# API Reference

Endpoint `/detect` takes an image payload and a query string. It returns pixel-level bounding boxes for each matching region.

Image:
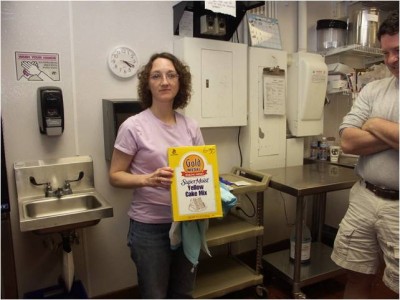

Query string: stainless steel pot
[348,7,381,48]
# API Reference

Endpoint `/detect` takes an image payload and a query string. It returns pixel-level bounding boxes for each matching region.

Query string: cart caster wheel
[293,291,306,299]
[255,285,268,298]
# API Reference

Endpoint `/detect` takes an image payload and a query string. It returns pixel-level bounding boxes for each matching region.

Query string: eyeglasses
[149,72,179,82]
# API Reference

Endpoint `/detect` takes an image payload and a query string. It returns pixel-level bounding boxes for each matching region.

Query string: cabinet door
[201,49,233,118]
[174,37,247,127]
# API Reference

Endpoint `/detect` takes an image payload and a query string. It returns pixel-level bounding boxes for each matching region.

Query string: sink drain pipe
[60,231,75,293]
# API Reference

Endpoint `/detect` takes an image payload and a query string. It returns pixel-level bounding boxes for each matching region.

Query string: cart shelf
[194,256,263,299]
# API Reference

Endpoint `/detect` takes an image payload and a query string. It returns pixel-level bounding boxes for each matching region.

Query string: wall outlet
[200,15,216,34]
[215,15,226,36]
[200,14,226,36]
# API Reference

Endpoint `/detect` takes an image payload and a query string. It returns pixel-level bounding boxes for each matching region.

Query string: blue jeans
[127,219,196,298]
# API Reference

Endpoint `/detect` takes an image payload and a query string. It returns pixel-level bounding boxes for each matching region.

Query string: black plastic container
[317,19,347,51]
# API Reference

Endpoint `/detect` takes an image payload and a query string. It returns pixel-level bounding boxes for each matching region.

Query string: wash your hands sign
[15,51,60,81]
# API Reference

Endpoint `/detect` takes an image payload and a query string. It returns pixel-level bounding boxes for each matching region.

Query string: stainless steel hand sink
[25,194,102,218]
[14,156,114,234]
[19,190,113,234]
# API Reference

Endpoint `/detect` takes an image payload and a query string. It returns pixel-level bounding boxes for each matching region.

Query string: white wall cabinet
[240,47,287,170]
[174,37,247,127]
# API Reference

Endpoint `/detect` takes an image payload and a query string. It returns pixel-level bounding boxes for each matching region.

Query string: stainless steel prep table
[259,163,360,298]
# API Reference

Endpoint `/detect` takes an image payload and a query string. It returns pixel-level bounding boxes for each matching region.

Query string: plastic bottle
[319,137,328,161]
[310,139,318,160]
[289,221,312,264]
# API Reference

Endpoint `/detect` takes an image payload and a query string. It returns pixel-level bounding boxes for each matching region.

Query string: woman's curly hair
[137,52,192,110]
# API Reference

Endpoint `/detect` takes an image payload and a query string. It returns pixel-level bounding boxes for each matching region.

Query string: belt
[363,180,399,200]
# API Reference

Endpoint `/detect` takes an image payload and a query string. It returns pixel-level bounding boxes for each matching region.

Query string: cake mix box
[168,145,222,221]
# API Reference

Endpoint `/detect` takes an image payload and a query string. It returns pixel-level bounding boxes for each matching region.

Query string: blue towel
[219,182,237,216]
[169,220,210,268]
[169,182,237,268]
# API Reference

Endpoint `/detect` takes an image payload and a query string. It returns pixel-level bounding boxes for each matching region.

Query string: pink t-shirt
[114,108,204,223]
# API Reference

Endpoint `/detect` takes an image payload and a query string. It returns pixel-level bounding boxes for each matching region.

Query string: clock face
[108,46,139,78]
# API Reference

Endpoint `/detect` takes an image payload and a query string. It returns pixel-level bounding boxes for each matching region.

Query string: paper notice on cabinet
[263,67,285,115]
[168,145,222,221]
[205,1,236,17]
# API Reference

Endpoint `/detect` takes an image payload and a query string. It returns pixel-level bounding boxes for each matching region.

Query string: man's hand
[362,117,399,151]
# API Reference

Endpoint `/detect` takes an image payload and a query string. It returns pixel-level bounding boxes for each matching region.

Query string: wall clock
[108,46,139,78]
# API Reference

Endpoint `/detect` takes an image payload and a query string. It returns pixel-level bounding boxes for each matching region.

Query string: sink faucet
[62,171,84,196]
[52,183,73,198]
[54,187,65,198]
[45,182,55,197]
[30,177,55,197]
[63,181,72,195]
[29,171,84,198]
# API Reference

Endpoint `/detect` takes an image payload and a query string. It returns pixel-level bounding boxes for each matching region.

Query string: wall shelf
[322,44,384,72]
[323,44,383,58]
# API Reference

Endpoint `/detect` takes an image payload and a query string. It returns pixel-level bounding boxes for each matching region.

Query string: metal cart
[260,163,359,298]
[193,167,271,298]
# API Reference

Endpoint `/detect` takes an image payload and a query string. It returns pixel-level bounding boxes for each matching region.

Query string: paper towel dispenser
[287,52,328,137]
[102,99,143,160]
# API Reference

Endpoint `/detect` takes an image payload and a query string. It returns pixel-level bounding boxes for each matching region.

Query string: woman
[109,52,204,298]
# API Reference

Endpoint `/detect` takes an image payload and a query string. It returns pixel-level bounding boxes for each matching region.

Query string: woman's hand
[146,167,174,188]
